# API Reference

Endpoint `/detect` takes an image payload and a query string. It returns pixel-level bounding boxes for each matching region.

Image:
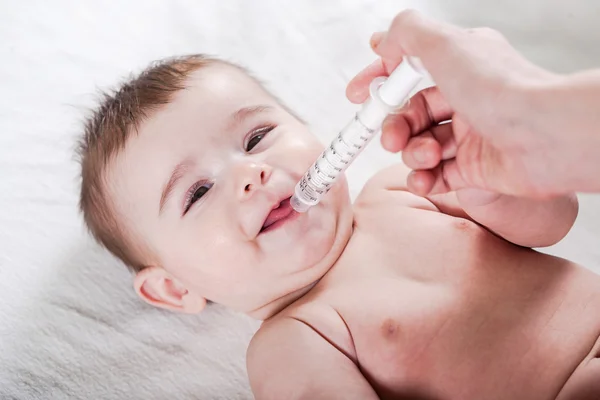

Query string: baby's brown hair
[78,54,235,272]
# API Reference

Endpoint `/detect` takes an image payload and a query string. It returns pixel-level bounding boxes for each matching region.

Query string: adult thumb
[374,10,457,68]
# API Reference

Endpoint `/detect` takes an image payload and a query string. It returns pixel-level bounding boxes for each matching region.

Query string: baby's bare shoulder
[247,312,376,399]
[247,312,337,372]
[355,163,438,212]
[249,303,357,366]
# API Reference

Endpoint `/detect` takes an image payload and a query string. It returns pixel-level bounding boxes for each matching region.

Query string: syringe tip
[290,194,311,213]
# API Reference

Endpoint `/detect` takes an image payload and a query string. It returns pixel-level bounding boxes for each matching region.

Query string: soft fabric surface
[1,1,599,399]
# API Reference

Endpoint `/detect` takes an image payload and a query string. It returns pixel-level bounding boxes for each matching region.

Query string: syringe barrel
[290,115,375,212]
[290,58,426,213]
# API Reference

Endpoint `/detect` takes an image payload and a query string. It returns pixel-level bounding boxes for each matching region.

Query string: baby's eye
[184,182,213,214]
[245,126,275,152]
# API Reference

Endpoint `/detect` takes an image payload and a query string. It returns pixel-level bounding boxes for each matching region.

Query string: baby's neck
[247,281,319,321]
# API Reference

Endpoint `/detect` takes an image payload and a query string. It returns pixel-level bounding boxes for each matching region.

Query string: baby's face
[109,65,352,313]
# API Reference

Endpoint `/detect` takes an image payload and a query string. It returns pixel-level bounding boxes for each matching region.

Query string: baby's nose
[237,163,273,200]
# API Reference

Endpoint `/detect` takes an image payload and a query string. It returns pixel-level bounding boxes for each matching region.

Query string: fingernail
[370,31,385,50]
[381,117,392,133]
[381,123,395,151]
[381,135,392,151]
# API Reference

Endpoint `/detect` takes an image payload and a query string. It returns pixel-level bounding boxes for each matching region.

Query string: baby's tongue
[262,198,292,230]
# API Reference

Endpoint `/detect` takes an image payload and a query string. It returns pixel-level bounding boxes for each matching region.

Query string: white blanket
[1,1,599,399]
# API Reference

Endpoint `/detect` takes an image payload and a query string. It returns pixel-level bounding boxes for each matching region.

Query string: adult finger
[407,159,469,196]
[346,58,389,104]
[369,31,386,51]
[381,86,453,152]
[374,10,457,65]
[401,123,455,169]
[346,30,407,104]
[431,121,457,160]
[407,169,436,197]
[401,131,442,170]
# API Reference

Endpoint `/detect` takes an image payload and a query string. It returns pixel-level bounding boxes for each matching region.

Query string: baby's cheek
[280,130,324,163]
[162,225,224,269]
[171,239,253,296]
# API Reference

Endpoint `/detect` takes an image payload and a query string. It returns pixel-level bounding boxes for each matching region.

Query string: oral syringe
[290,57,426,213]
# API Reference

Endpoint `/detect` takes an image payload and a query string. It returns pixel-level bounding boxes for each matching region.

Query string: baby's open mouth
[260,197,296,233]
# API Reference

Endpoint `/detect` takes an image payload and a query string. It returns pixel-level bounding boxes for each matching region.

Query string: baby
[79,55,600,400]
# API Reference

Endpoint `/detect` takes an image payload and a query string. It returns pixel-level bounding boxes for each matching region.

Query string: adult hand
[347,10,600,197]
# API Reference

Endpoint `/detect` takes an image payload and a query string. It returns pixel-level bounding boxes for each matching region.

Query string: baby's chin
[263,185,352,276]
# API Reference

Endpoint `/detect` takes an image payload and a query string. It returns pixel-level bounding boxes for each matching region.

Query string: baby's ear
[133,266,206,314]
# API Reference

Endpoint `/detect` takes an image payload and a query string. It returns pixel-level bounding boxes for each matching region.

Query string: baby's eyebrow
[159,159,193,214]
[228,105,274,130]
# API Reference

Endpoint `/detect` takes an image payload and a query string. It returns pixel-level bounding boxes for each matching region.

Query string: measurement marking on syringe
[290,58,425,212]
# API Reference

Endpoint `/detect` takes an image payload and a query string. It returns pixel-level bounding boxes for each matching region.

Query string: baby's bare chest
[307,208,600,399]
[345,205,516,285]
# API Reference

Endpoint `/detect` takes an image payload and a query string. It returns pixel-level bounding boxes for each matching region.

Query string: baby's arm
[556,356,600,400]
[363,163,578,247]
[449,188,578,247]
[247,318,378,400]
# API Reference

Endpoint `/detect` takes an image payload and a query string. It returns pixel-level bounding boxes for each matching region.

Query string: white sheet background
[1,1,599,399]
